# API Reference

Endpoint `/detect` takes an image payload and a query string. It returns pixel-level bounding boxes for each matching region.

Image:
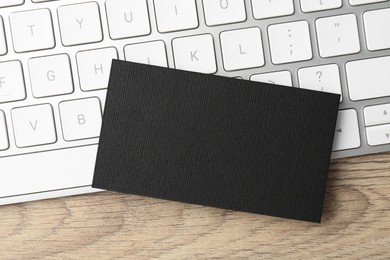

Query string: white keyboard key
[29,54,73,98]
[364,8,390,51]
[154,0,198,33]
[58,2,103,46]
[366,124,390,146]
[203,0,246,26]
[173,34,217,74]
[0,0,24,8]
[9,9,55,53]
[268,21,312,64]
[364,104,390,126]
[106,0,150,40]
[77,47,118,92]
[0,145,97,198]
[0,111,9,151]
[298,64,342,101]
[250,71,292,87]
[251,0,294,19]
[124,41,167,67]
[349,0,388,5]
[59,98,102,141]
[0,17,7,55]
[300,0,342,12]
[346,56,390,101]
[12,104,57,148]
[32,0,57,2]
[316,14,360,58]
[0,61,26,103]
[220,27,264,71]
[333,110,360,151]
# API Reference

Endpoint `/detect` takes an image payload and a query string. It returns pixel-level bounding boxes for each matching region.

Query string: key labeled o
[220,0,229,9]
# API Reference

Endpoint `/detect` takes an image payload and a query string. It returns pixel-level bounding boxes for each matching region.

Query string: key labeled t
[27,25,35,36]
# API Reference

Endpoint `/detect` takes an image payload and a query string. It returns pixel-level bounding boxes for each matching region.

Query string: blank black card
[92,60,340,223]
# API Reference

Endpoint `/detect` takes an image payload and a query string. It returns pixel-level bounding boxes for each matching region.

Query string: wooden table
[1,153,390,259]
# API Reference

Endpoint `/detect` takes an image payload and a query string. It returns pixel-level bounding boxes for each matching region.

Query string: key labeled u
[124,11,133,23]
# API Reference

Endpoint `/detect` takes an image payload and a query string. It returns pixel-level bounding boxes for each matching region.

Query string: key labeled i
[154,0,198,33]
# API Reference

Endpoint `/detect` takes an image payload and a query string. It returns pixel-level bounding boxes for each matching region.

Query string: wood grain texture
[1,153,390,259]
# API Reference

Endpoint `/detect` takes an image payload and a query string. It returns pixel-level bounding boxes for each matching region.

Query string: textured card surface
[92,60,340,223]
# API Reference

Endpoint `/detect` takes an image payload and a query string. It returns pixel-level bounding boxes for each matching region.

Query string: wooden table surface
[1,153,390,259]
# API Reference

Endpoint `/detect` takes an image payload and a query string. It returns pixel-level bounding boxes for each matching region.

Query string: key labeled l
[239,44,247,55]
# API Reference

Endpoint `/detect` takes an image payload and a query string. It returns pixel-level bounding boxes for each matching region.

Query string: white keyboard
[1,0,390,205]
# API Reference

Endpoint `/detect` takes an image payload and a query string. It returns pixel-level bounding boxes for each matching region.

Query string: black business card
[92,60,340,223]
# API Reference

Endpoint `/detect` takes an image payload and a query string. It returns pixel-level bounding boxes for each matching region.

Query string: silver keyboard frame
[1,0,390,163]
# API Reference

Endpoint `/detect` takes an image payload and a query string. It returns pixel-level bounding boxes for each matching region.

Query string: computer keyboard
[1,0,390,205]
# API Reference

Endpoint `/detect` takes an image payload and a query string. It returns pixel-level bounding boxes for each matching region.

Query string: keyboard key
[0,111,9,151]
[349,0,388,5]
[346,56,390,101]
[300,0,342,12]
[316,14,360,58]
[203,0,246,26]
[251,0,294,19]
[298,64,342,101]
[364,8,390,51]
[106,0,151,40]
[77,47,118,92]
[220,27,264,71]
[268,21,312,64]
[250,71,292,87]
[0,0,24,8]
[172,34,217,74]
[32,0,57,2]
[333,110,360,151]
[124,41,168,67]
[364,104,390,126]
[28,54,73,98]
[0,145,98,198]
[366,124,390,146]
[0,61,26,103]
[9,9,55,53]
[58,2,103,46]
[0,17,7,55]
[154,0,198,33]
[59,98,102,141]
[12,104,57,148]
